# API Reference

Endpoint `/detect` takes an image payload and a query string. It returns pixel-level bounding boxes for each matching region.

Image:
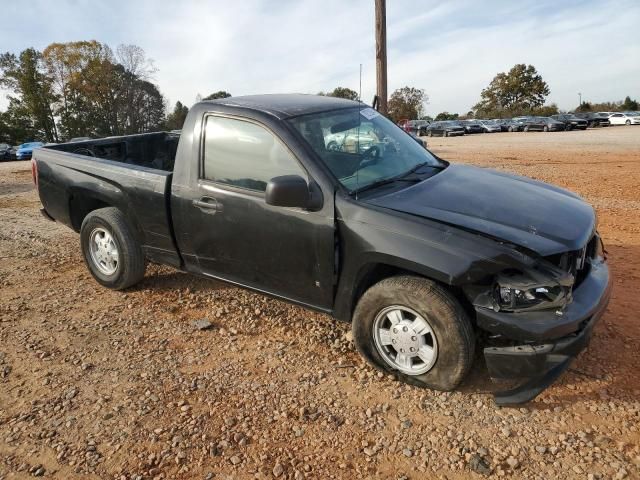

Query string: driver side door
[186,114,335,310]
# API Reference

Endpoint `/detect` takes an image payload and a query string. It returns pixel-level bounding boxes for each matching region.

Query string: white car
[608,112,640,125]
[478,120,502,133]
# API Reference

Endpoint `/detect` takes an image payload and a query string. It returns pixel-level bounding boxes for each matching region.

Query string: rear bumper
[475,259,611,405]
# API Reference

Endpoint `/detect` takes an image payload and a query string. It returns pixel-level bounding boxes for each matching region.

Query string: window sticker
[360,108,380,120]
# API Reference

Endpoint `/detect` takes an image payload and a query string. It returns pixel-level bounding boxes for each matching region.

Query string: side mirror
[265,175,323,211]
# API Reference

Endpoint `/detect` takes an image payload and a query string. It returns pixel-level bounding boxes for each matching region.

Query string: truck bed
[47,131,180,171]
[34,134,182,268]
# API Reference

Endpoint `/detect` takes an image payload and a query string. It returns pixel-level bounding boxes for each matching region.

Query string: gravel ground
[1,127,639,480]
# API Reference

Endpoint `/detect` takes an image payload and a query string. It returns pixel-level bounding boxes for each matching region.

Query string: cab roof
[200,94,362,119]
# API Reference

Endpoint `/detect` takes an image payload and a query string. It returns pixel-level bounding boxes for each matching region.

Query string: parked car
[16,141,45,160]
[496,119,525,132]
[33,94,610,406]
[425,121,465,137]
[325,125,378,153]
[405,120,430,136]
[0,143,11,160]
[573,113,610,128]
[478,120,502,133]
[521,117,565,132]
[608,112,640,126]
[459,120,484,134]
[550,114,588,130]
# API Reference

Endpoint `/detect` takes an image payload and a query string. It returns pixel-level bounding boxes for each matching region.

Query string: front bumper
[16,152,32,160]
[475,259,611,405]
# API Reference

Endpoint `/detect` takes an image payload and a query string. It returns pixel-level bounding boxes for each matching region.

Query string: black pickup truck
[33,94,611,405]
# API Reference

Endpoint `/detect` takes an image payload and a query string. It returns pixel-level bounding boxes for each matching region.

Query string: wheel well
[69,194,111,232]
[351,263,476,324]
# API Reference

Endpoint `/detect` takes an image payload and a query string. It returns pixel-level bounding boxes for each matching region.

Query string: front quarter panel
[333,194,533,321]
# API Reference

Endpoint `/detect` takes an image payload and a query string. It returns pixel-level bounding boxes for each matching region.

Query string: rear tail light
[31,158,38,191]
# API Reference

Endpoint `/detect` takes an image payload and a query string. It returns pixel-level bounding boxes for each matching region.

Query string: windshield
[288,107,442,192]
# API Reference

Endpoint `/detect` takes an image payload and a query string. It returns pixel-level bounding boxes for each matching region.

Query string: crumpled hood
[366,164,595,256]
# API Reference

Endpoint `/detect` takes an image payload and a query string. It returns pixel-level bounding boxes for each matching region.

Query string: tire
[80,207,146,290]
[523,125,529,132]
[508,126,514,132]
[543,125,549,132]
[443,131,448,137]
[352,276,475,391]
[566,124,572,131]
[626,120,631,125]
[428,130,433,137]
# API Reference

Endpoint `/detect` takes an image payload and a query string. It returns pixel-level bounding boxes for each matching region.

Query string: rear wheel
[626,120,631,126]
[352,276,475,391]
[523,125,529,132]
[443,131,448,137]
[543,125,549,132]
[508,126,514,132]
[80,207,146,290]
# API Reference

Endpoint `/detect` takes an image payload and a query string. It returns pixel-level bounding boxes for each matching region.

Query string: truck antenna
[356,63,363,199]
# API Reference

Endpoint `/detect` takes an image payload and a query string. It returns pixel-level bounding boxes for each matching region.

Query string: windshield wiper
[350,162,446,196]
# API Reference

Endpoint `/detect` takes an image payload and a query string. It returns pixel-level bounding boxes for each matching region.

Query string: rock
[230,455,241,465]
[193,319,214,330]
[65,387,78,400]
[469,454,491,476]
[614,469,628,480]
[506,456,519,469]
[402,448,413,458]
[535,446,547,454]
[272,462,284,477]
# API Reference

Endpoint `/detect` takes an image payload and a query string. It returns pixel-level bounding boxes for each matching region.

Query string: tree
[434,112,459,121]
[318,87,359,100]
[532,103,559,116]
[622,96,639,111]
[473,64,550,118]
[576,102,592,113]
[387,87,427,122]
[0,98,38,144]
[165,101,189,130]
[203,91,232,100]
[0,48,59,142]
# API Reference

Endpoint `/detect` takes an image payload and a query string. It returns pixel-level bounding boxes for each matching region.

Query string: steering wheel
[358,145,381,169]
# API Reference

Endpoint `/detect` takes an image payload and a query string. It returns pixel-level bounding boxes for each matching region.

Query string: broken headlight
[493,269,574,312]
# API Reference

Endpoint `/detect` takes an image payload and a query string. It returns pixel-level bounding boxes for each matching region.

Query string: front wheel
[523,126,529,132]
[80,207,146,290]
[626,120,631,126]
[443,131,448,137]
[352,276,475,391]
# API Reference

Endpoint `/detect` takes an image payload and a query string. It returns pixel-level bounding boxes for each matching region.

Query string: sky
[0,0,638,116]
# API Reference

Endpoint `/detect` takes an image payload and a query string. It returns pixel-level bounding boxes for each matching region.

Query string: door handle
[192,197,221,213]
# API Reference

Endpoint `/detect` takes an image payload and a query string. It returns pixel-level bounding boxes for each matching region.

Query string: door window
[203,116,304,192]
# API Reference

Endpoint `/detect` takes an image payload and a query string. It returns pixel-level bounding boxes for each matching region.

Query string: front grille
[544,233,598,287]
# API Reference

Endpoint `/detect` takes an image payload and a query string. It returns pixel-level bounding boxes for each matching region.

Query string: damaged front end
[465,233,611,406]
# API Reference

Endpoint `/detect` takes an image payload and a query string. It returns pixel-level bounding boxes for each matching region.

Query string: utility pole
[375,0,388,115]
[578,92,582,106]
